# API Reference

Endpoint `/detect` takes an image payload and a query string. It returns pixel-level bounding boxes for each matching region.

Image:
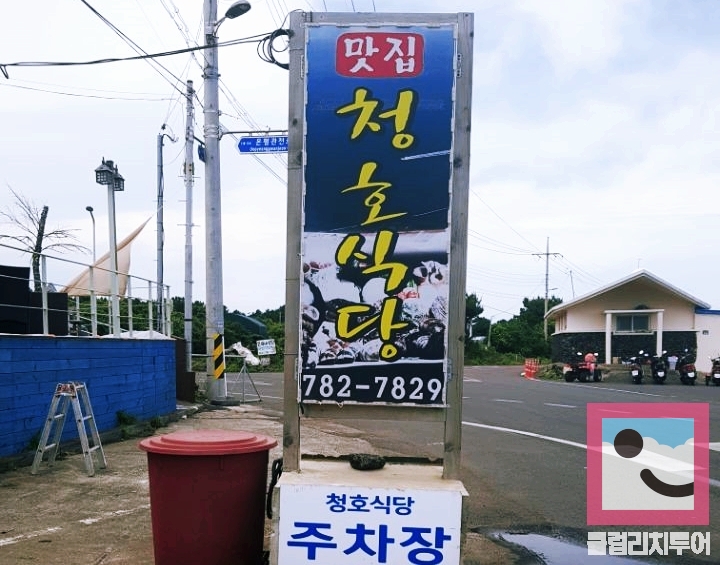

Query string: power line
[0,35,271,70]
[266,0,286,26]
[466,266,541,284]
[76,0,186,95]
[159,0,206,73]
[162,56,194,124]
[1,77,167,96]
[0,82,172,101]
[470,188,541,252]
[469,187,605,298]
[153,0,288,184]
[532,237,562,339]
[468,229,535,254]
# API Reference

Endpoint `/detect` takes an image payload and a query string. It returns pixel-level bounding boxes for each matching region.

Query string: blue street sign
[237,135,289,154]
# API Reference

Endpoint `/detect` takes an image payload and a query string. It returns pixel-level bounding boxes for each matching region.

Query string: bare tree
[0,187,88,291]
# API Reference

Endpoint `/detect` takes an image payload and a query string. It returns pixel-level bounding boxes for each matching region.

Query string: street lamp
[94,158,124,337]
[214,0,251,31]
[157,126,178,333]
[203,0,251,402]
[85,205,99,337]
[85,206,96,263]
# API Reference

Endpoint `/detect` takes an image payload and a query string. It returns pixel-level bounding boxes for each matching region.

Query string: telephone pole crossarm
[532,237,562,339]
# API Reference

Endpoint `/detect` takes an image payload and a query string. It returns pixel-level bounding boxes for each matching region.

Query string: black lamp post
[94,158,124,336]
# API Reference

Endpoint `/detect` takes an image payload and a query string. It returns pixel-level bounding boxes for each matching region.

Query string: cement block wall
[0,335,176,457]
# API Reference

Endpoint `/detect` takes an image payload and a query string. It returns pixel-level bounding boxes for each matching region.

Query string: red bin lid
[139,429,277,455]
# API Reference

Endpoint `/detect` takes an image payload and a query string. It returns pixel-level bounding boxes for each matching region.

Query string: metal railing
[189,353,263,403]
[0,242,171,338]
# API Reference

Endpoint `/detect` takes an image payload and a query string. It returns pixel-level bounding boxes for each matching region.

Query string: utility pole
[204,0,225,401]
[183,80,195,371]
[203,0,250,402]
[157,130,165,332]
[533,237,561,339]
[157,124,177,333]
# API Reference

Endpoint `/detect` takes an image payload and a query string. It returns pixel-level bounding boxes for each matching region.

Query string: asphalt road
[249,366,720,563]
[460,368,720,538]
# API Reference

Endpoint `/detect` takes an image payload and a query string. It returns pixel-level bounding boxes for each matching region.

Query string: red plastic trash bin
[139,429,277,565]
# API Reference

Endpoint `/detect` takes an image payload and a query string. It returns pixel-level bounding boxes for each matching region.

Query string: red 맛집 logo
[336,32,424,78]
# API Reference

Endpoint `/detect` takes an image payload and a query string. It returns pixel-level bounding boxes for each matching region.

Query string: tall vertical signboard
[299,17,459,407]
[277,11,473,565]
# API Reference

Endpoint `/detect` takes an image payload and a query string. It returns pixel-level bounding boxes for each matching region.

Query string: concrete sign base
[270,459,468,565]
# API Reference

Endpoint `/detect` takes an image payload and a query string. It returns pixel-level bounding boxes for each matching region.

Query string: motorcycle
[706,355,720,386]
[628,350,648,384]
[563,351,601,383]
[649,350,668,384]
[677,348,697,386]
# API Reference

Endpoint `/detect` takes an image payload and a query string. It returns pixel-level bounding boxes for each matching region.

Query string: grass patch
[538,364,564,380]
[116,410,138,426]
[25,432,41,452]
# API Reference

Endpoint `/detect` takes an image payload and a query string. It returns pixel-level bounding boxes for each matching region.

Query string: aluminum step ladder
[31,382,107,476]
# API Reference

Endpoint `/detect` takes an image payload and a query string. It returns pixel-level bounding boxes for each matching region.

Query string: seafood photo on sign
[301,230,449,369]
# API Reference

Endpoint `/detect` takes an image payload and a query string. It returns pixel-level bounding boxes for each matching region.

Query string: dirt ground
[0,402,519,565]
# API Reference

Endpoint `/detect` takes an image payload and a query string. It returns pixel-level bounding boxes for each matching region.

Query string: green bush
[465,341,526,366]
[116,410,138,426]
[538,364,564,380]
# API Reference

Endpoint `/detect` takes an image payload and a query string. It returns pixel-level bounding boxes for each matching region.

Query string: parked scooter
[628,350,648,384]
[706,355,720,386]
[649,350,668,384]
[677,348,697,386]
[563,351,601,382]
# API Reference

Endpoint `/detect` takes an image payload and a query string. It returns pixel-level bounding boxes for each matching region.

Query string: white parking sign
[278,483,462,564]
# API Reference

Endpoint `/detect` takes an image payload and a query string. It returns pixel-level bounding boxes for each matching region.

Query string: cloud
[2,0,720,319]
[513,0,646,73]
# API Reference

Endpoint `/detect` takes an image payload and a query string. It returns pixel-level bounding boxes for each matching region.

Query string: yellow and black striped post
[212,333,225,380]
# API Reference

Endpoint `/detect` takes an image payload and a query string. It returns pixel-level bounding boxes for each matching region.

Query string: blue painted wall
[0,336,176,457]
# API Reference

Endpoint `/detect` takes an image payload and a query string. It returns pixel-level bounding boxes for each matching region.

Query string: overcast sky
[1,0,718,321]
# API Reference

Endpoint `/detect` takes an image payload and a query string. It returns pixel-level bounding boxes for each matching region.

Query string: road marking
[492,398,523,403]
[0,527,62,547]
[78,505,150,525]
[463,421,720,488]
[1,507,150,547]
[533,379,672,398]
[464,378,483,383]
[585,385,669,397]
[544,403,576,408]
[463,421,585,448]
[710,443,720,452]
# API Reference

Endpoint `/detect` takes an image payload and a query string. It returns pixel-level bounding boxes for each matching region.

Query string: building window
[616,314,650,332]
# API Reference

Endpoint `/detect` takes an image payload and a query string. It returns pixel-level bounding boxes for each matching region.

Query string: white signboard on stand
[277,482,462,564]
[257,339,277,356]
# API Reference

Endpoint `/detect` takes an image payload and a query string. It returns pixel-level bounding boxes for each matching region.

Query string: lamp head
[85,206,94,213]
[212,1,251,34]
[225,1,251,19]
[95,158,115,186]
[113,171,125,192]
